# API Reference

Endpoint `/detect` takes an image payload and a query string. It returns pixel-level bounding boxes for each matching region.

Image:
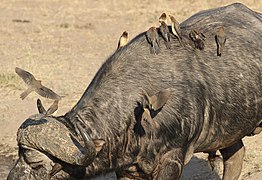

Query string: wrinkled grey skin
[8,3,262,180]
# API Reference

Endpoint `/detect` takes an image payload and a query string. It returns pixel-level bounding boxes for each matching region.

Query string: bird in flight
[15,67,62,100]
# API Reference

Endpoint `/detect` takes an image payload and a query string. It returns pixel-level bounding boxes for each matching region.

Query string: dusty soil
[0,0,261,179]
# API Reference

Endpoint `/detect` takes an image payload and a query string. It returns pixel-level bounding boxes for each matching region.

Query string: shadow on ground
[0,148,221,180]
[181,156,221,180]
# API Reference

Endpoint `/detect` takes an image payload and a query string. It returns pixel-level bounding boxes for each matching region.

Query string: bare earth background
[0,0,261,179]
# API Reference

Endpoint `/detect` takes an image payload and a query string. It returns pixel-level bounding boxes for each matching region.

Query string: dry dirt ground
[0,0,261,179]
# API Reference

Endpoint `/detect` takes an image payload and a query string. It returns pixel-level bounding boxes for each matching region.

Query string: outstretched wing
[46,100,59,116]
[140,88,171,111]
[35,86,61,100]
[149,88,172,111]
[15,67,36,85]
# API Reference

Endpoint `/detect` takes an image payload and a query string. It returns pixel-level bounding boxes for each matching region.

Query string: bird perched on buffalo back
[169,15,184,47]
[146,27,160,55]
[159,13,171,49]
[215,26,226,56]
[189,29,206,50]
[117,31,129,50]
[158,13,167,24]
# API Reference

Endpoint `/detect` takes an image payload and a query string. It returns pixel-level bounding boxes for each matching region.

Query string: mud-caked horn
[17,117,96,166]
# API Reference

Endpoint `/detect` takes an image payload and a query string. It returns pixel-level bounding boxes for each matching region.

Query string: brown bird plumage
[15,67,62,100]
[141,88,171,111]
[117,31,129,50]
[158,13,167,24]
[159,21,171,49]
[215,26,226,56]
[146,27,160,55]
[46,100,59,116]
[189,29,205,50]
[141,108,156,136]
[140,88,171,138]
[169,15,184,46]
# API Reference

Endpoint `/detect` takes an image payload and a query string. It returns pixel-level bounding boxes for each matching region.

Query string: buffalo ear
[150,88,171,111]
[93,139,106,152]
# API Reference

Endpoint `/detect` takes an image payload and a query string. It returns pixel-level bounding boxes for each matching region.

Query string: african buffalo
[8,3,262,180]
